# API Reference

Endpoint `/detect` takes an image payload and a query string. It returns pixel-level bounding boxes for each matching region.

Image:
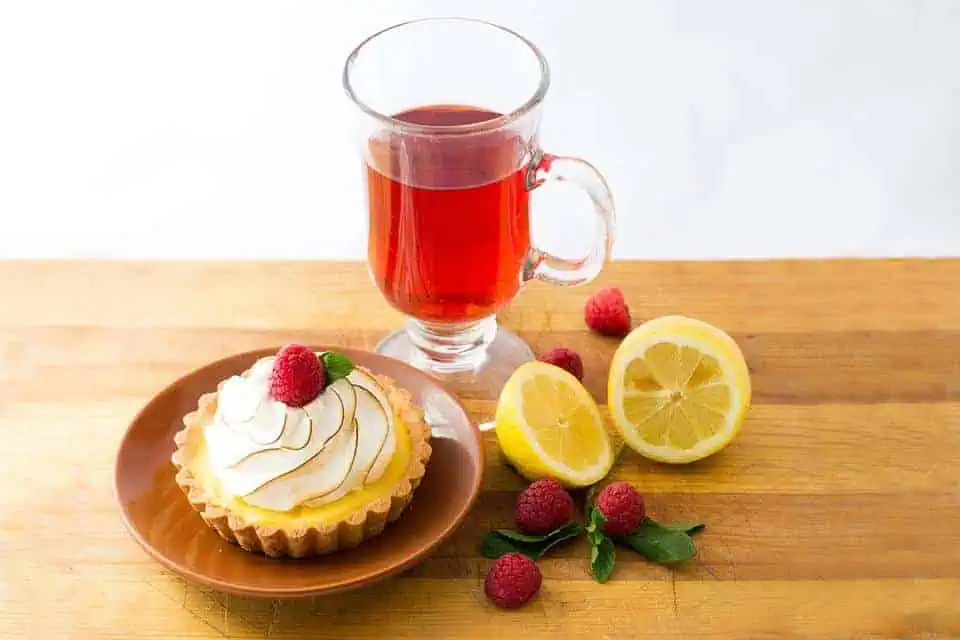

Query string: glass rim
[342,17,551,134]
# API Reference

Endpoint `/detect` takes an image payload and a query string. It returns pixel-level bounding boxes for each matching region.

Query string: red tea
[366,105,530,323]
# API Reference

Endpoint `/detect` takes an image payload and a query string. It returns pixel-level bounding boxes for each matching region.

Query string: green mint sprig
[481,522,584,560]
[479,486,706,583]
[320,351,355,383]
[619,518,703,565]
[586,508,615,582]
[657,521,706,536]
[584,507,705,582]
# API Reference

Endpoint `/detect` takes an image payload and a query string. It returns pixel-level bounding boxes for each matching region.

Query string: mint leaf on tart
[320,351,355,383]
[480,522,584,560]
[619,517,700,565]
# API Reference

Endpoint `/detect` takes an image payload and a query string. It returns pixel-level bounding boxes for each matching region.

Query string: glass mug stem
[405,316,498,373]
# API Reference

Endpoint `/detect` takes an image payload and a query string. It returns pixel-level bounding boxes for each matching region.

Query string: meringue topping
[204,355,396,512]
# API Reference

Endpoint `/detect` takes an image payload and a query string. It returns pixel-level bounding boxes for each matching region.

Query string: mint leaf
[590,507,606,529]
[585,508,615,582]
[526,523,584,558]
[585,508,607,546]
[590,535,616,582]
[494,523,584,546]
[480,522,584,560]
[481,532,522,559]
[320,351,355,383]
[657,521,705,536]
[621,519,697,565]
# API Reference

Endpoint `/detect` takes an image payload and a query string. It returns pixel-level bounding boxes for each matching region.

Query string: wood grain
[1,259,958,639]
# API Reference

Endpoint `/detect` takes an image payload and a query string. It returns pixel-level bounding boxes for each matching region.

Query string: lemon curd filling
[194,413,411,526]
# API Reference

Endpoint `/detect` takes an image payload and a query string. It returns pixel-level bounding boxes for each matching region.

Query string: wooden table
[2,260,958,638]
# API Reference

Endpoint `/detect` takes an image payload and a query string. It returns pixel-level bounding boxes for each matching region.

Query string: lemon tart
[171,345,432,558]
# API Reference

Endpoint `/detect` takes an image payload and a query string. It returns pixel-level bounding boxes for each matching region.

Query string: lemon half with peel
[608,315,751,463]
[495,361,614,487]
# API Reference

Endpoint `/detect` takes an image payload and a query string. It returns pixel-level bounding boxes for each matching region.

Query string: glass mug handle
[523,150,615,286]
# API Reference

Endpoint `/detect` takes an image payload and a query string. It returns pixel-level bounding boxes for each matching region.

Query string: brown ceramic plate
[115,347,483,598]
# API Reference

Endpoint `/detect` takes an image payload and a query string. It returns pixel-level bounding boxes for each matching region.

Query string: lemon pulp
[495,362,613,487]
[609,315,750,463]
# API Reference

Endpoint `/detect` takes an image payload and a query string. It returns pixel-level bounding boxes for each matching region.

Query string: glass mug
[343,18,615,396]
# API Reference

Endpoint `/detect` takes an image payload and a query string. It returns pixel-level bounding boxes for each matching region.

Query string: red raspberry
[514,478,575,535]
[584,287,631,337]
[537,347,584,381]
[594,482,645,535]
[268,344,325,407]
[484,553,542,609]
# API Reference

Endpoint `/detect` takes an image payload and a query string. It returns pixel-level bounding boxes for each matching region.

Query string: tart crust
[171,372,431,558]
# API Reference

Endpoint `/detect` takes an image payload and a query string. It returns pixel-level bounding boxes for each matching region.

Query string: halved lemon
[608,316,751,463]
[495,361,614,487]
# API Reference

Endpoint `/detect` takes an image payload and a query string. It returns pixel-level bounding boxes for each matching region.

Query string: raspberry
[594,482,645,535]
[584,287,631,337]
[484,553,542,609]
[268,344,325,407]
[537,347,584,381]
[514,478,574,535]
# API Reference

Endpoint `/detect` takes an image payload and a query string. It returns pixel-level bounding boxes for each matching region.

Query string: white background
[0,0,957,260]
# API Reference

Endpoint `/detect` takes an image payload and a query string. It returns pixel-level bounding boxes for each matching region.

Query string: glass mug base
[375,317,534,406]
